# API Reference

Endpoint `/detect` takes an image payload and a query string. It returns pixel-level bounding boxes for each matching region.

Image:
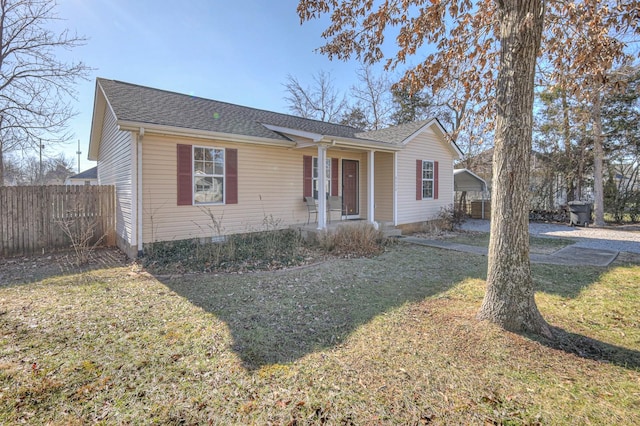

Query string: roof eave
[87,81,109,161]
[320,136,402,152]
[117,121,298,148]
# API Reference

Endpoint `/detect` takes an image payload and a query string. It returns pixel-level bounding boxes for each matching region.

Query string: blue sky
[50,0,371,172]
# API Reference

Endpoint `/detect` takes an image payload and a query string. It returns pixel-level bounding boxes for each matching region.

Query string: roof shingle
[98,78,364,142]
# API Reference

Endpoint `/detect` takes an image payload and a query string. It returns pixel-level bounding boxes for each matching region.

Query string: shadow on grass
[159,245,487,369]
[158,244,638,371]
[0,248,129,288]
[531,263,605,298]
[528,328,640,371]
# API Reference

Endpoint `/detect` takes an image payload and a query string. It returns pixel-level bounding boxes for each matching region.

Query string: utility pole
[76,139,82,173]
[39,140,45,184]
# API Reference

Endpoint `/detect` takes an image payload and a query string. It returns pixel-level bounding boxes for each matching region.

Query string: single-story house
[65,166,98,186]
[88,78,462,258]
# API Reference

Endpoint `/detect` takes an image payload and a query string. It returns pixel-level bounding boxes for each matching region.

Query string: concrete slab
[401,237,619,267]
[536,246,619,267]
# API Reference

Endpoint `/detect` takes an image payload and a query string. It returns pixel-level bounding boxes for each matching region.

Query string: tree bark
[0,142,4,186]
[477,0,553,338]
[591,88,605,226]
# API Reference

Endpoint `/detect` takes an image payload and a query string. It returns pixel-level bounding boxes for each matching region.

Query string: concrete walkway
[461,219,640,254]
[402,236,619,267]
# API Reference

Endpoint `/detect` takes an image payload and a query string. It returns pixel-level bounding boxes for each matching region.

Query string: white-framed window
[193,146,225,204]
[312,157,332,199]
[422,160,434,199]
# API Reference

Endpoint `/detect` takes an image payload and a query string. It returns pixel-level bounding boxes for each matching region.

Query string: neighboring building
[88,78,462,258]
[461,147,596,210]
[65,166,98,186]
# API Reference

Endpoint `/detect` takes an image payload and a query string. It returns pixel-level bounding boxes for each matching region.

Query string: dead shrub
[317,223,386,257]
[55,203,107,265]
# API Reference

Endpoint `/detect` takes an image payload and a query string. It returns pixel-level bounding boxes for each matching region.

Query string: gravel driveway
[460,219,640,254]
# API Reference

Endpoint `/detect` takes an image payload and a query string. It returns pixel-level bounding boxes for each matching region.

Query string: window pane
[194,147,203,161]
[423,181,433,199]
[423,161,433,179]
[194,176,224,204]
[214,151,224,175]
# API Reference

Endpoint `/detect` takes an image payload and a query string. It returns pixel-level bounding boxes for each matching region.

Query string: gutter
[318,136,402,152]
[117,121,297,148]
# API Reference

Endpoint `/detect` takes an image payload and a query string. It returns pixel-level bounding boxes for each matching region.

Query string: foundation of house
[294,219,402,242]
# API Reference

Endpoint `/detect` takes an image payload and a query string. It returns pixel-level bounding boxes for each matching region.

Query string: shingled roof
[68,166,97,180]
[98,78,365,142]
[356,119,436,144]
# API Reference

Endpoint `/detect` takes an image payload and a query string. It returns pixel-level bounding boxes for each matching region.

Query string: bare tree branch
[283,70,347,122]
[0,0,90,185]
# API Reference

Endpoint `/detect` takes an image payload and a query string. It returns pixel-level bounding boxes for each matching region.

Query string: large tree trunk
[591,88,605,226]
[477,0,553,338]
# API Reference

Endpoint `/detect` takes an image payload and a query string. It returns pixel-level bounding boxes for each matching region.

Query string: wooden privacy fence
[0,185,116,257]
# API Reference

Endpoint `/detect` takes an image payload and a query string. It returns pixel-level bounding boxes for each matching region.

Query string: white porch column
[393,151,398,226]
[317,144,328,230]
[368,150,375,226]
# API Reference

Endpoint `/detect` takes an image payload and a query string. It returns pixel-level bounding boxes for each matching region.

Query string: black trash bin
[567,201,591,227]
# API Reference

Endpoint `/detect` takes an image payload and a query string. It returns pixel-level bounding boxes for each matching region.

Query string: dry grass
[1,244,638,425]
[418,230,575,254]
[316,222,386,257]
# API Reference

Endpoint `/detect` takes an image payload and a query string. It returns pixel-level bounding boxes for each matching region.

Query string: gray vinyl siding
[96,106,135,248]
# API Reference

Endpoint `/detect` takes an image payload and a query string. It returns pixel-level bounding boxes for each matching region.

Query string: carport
[454,169,489,219]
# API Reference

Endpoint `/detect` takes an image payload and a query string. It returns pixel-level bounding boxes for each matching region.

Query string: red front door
[342,160,359,215]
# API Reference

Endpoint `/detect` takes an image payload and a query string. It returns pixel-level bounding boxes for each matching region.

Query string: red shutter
[331,157,339,196]
[303,155,312,199]
[434,161,439,200]
[416,160,422,200]
[177,144,192,205]
[225,148,238,204]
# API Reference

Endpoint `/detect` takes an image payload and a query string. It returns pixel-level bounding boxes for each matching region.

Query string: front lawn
[1,244,638,424]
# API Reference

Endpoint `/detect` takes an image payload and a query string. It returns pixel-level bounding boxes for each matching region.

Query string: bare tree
[0,0,90,185]
[10,152,74,184]
[349,65,393,130]
[283,71,347,122]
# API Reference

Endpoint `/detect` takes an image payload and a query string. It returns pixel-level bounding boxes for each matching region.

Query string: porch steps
[379,222,402,238]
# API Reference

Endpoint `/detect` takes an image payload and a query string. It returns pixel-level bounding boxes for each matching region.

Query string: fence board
[0,185,116,257]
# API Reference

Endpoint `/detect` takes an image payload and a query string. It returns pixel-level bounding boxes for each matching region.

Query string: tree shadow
[0,248,129,288]
[157,244,639,371]
[159,245,487,370]
[526,327,640,371]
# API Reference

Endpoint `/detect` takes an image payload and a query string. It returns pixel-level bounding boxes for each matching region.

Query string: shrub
[143,229,306,273]
[316,223,386,258]
[55,203,107,266]
[434,204,465,231]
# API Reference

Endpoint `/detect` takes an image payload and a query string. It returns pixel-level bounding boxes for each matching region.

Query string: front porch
[301,145,397,231]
